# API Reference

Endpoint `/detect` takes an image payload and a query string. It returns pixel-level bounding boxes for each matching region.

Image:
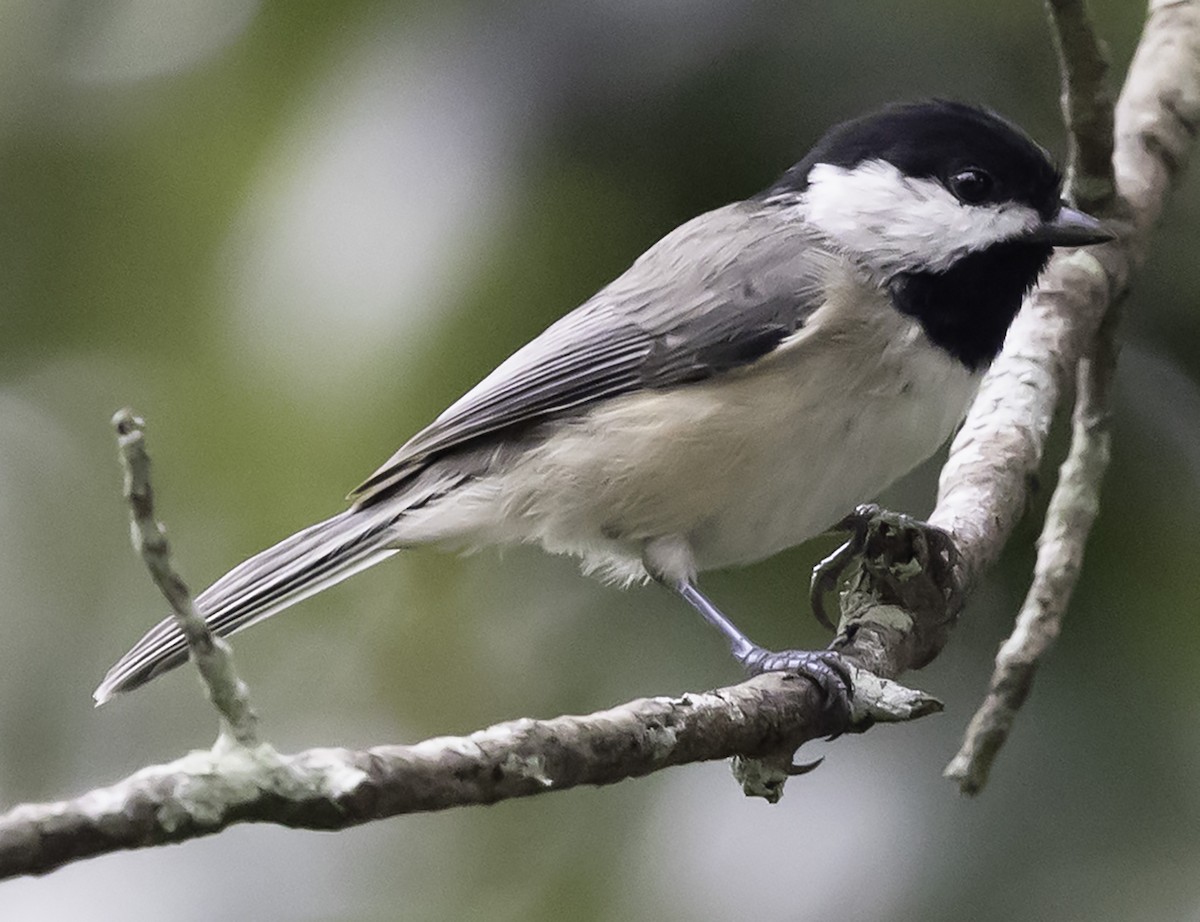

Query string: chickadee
[95,100,1111,705]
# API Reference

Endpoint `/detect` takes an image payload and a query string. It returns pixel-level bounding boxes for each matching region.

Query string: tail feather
[93,507,400,705]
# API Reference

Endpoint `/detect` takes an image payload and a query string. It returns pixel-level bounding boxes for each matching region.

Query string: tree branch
[1046,0,1118,210]
[945,0,1200,793]
[1,416,946,880]
[944,342,1115,793]
[944,0,1120,793]
[111,409,259,746]
[0,664,944,880]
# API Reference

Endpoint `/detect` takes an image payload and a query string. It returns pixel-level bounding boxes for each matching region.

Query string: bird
[94,100,1112,705]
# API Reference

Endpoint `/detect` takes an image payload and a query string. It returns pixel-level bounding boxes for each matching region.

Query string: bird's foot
[809,503,958,631]
[737,646,852,733]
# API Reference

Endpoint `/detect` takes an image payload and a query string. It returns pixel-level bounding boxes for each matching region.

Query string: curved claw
[809,504,882,631]
[789,756,825,776]
[809,537,857,631]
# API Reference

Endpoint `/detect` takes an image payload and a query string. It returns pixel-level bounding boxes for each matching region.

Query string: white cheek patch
[800,160,1042,277]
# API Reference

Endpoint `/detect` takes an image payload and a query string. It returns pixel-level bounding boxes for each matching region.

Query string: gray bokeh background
[2,1,1198,919]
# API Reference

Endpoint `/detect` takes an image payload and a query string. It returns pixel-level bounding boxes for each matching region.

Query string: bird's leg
[643,534,851,713]
[672,579,851,716]
[675,580,757,663]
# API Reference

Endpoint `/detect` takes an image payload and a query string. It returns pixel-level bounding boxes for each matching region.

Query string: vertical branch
[1046,0,1118,210]
[944,342,1113,792]
[112,409,260,747]
[945,0,1118,794]
[946,0,1200,792]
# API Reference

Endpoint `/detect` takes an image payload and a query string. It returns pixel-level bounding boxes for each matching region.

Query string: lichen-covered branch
[933,0,1198,594]
[945,0,1120,794]
[944,0,1200,793]
[1114,0,1200,234]
[944,347,1114,793]
[0,665,944,880]
[112,409,259,746]
[0,420,945,881]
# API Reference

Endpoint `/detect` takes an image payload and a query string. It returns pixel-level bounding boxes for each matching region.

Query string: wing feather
[351,201,840,505]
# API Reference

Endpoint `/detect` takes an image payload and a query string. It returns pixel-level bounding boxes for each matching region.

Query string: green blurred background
[2,1,1199,919]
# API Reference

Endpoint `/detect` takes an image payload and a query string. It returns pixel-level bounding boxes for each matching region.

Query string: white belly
[400,287,981,584]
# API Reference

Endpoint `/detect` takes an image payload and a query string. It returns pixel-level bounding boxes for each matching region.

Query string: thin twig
[944,345,1114,792]
[1045,0,1118,211]
[112,409,260,746]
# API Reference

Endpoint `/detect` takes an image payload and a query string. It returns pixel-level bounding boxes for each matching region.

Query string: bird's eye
[948,168,995,204]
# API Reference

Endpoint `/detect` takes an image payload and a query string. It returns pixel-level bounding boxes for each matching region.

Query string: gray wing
[351,201,840,505]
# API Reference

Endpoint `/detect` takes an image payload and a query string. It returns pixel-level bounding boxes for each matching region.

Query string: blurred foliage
[1,1,1199,920]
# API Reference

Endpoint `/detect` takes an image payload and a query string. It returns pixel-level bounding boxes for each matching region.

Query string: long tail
[93,506,402,705]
